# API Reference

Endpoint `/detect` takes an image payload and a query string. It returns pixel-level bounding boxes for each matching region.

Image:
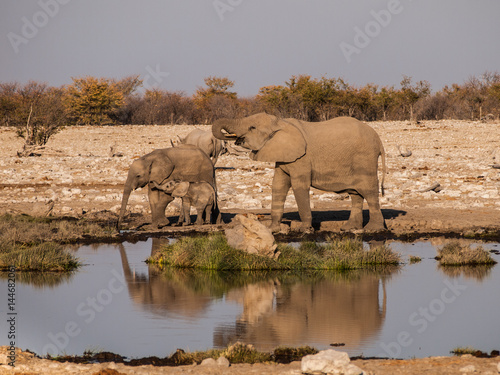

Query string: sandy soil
[1,120,499,238]
[1,120,500,373]
[1,346,500,374]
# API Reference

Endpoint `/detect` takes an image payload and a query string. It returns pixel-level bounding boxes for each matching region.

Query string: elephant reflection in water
[117,238,212,317]
[215,272,390,351]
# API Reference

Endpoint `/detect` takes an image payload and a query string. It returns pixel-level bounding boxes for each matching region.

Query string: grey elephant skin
[213,113,386,232]
[178,128,226,165]
[153,180,220,226]
[117,145,216,229]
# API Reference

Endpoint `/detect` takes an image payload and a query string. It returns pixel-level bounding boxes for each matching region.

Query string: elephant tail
[379,142,386,196]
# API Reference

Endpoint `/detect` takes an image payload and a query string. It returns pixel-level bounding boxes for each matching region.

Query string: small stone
[216,356,230,367]
[459,364,476,373]
[301,349,363,375]
[200,358,217,366]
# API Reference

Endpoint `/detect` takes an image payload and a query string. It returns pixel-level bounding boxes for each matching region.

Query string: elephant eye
[249,126,256,131]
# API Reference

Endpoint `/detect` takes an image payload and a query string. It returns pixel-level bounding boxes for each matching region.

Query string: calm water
[1,238,499,359]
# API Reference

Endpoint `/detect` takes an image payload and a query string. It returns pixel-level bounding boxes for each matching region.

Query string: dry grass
[148,233,401,270]
[0,213,114,271]
[0,213,115,245]
[436,241,497,266]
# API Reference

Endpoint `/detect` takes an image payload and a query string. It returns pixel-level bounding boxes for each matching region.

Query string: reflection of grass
[148,233,401,270]
[436,241,497,266]
[151,266,399,300]
[438,264,494,281]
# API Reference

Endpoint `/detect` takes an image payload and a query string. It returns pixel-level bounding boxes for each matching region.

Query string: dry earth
[1,120,500,237]
[1,120,500,374]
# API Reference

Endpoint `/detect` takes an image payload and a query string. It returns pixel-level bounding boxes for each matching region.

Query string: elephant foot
[340,222,363,232]
[297,224,314,234]
[151,218,171,229]
[363,221,387,233]
[269,221,281,234]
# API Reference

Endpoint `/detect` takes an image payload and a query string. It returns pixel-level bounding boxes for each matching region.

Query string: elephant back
[165,145,215,186]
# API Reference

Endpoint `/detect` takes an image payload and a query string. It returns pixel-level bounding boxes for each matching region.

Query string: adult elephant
[178,128,226,165]
[117,144,216,229]
[212,113,386,233]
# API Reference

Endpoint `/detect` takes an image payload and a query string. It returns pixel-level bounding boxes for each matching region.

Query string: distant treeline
[1,73,500,149]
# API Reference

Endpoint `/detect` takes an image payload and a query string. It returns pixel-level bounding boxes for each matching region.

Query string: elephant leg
[203,204,212,224]
[149,189,173,228]
[363,191,386,232]
[291,179,313,233]
[341,192,364,231]
[177,198,185,225]
[270,167,291,233]
[182,199,191,226]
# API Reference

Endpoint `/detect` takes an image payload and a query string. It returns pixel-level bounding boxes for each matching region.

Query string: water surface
[0,238,498,359]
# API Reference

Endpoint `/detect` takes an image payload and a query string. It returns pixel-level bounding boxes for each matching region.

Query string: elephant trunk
[117,184,133,229]
[212,118,240,140]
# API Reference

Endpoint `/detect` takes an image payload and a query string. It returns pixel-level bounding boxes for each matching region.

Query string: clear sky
[1,0,499,97]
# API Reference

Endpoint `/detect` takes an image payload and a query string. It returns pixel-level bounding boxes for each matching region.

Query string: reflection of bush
[0,270,75,288]
[148,233,401,271]
[438,264,495,282]
[151,265,400,299]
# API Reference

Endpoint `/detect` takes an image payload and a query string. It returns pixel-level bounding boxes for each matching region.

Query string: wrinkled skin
[178,129,227,165]
[213,113,386,233]
[153,180,219,226]
[117,145,216,229]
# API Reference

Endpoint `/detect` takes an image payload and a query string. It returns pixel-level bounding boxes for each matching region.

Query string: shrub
[436,241,497,266]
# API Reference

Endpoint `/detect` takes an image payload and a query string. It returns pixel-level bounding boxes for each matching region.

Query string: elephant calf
[153,180,219,226]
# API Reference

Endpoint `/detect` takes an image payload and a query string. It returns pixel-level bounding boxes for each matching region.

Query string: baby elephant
[153,180,217,226]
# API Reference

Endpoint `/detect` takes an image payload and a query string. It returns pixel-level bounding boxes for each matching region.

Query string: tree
[374,86,396,121]
[63,76,131,125]
[398,75,431,121]
[0,81,67,155]
[193,76,238,123]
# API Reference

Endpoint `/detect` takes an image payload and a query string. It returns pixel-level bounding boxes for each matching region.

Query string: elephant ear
[251,121,306,163]
[171,181,190,198]
[149,155,174,186]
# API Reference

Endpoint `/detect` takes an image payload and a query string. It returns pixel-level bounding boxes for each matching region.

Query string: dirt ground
[1,120,499,238]
[1,346,500,374]
[1,120,500,374]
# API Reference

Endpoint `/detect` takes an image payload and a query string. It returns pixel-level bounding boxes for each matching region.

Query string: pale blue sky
[1,0,499,96]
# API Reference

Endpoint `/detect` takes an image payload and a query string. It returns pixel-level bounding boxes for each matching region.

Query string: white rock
[200,358,217,366]
[301,349,364,375]
[459,364,476,373]
[216,356,230,367]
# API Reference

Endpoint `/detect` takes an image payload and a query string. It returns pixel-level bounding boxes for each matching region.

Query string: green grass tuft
[409,255,422,264]
[0,242,80,272]
[148,233,401,270]
[436,241,497,266]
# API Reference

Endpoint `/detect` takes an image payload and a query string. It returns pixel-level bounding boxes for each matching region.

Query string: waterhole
[1,238,498,359]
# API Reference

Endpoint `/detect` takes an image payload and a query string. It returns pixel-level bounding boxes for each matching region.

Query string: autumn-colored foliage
[1,72,500,153]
